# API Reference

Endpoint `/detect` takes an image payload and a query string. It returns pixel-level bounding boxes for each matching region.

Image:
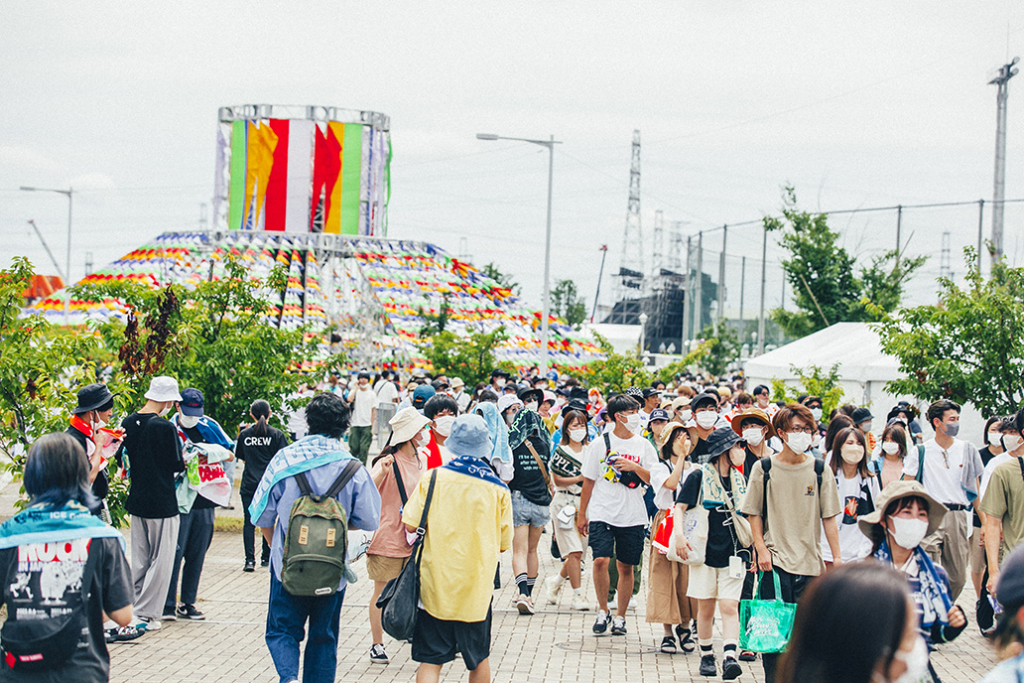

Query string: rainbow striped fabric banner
[227,119,364,234]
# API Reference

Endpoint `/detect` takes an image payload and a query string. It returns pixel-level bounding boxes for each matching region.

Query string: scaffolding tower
[606,130,644,324]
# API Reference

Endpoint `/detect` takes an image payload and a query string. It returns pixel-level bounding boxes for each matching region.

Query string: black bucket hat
[72,383,114,415]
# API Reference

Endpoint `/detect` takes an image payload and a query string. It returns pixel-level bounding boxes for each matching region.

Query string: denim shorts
[511,490,551,527]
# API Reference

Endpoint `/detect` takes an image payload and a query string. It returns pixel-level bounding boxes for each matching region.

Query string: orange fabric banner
[323,122,345,234]
[245,121,280,229]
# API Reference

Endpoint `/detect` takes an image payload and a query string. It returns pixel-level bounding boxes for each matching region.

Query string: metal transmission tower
[990,57,1019,263]
[608,130,644,324]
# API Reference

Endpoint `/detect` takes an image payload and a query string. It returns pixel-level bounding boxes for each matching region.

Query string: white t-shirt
[454,390,471,413]
[374,380,399,406]
[902,438,969,506]
[821,470,879,563]
[981,452,1014,500]
[349,385,378,427]
[650,460,693,510]
[581,432,659,527]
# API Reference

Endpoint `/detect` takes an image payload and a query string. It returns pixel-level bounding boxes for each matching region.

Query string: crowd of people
[2,366,1024,683]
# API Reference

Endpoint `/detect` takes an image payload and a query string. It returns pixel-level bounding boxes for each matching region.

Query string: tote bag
[739,571,797,653]
[667,504,708,566]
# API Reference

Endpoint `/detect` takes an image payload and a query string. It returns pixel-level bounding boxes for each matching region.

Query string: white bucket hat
[388,407,431,445]
[144,376,183,402]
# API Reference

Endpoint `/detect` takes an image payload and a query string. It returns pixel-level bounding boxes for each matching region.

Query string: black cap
[691,391,720,412]
[569,386,589,402]
[72,383,114,415]
[642,387,662,399]
[852,407,874,424]
[490,369,509,379]
[517,387,543,405]
[565,399,589,413]
[703,427,741,463]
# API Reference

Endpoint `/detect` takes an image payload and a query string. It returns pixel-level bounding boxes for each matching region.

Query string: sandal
[660,635,678,654]
[675,625,696,653]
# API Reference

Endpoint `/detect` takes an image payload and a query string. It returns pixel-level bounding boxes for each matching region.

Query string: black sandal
[675,625,696,653]
[660,635,678,654]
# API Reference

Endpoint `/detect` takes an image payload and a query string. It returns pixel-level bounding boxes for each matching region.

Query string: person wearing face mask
[490,369,510,394]
[822,427,880,565]
[901,399,984,603]
[969,417,1007,597]
[852,407,878,454]
[66,383,119,514]
[544,409,593,611]
[638,388,662,430]
[871,423,911,490]
[365,407,430,664]
[752,385,779,420]
[644,409,672,450]
[676,427,751,678]
[506,400,554,614]
[776,562,927,683]
[116,375,186,632]
[734,408,777,479]
[687,392,726,461]
[671,395,693,426]
[981,412,1024,604]
[422,394,458,470]
[577,394,658,637]
[740,403,843,683]
[860,481,967,678]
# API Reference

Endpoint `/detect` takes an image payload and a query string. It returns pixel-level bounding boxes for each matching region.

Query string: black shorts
[588,522,645,566]
[411,606,492,670]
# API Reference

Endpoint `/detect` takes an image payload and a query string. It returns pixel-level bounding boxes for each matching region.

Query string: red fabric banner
[264,119,290,232]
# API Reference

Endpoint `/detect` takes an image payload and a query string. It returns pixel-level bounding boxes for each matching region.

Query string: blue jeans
[266,571,346,683]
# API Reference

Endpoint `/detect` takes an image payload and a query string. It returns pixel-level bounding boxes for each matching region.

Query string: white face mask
[696,411,718,429]
[91,414,108,430]
[743,427,764,446]
[1003,434,1023,451]
[620,413,641,435]
[882,442,900,455]
[888,516,929,549]
[495,379,506,388]
[840,444,864,465]
[158,404,172,417]
[433,415,455,437]
[413,429,431,449]
[875,636,930,683]
[568,428,587,443]
[178,414,200,429]
[810,407,823,421]
[785,431,813,453]
[989,432,1004,447]
[525,401,539,412]
[678,409,692,423]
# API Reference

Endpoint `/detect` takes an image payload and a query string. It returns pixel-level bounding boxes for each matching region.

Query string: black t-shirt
[0,536,133,682]
[236,425,289,497]
[510,435,553,507]
[120,413,185,518]
[676,467,736,569]
[690,437,710,462]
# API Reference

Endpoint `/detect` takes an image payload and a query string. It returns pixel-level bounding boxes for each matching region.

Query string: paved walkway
[105,524,1000,683]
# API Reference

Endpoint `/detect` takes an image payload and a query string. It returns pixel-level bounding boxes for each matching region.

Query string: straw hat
[857,480,948,541]
[731,407,776,439]
[388,407,431,445]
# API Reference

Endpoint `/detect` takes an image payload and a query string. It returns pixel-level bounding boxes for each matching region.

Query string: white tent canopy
[743,321,985,440]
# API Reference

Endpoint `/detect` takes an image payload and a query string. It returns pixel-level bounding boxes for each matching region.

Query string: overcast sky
[3,1,1023,326]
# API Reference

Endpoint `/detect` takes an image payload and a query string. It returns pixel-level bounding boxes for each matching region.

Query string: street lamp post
[476,133,562,374]
[20,186,73,322]
[638,312,648,357]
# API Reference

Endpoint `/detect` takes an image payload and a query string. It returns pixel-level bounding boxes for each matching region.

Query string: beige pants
[921,509,969,602]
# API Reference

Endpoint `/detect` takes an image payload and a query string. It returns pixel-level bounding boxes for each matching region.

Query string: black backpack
[760,456,825,523]
[1,544,98,672]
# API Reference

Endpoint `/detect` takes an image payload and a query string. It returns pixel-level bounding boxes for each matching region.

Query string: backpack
[281,460,362,597]
[760,456,825,524]
[1,543,98,672]
[913,444,925,483]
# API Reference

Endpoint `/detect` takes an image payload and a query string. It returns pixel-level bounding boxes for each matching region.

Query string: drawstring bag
[739,571,797,654]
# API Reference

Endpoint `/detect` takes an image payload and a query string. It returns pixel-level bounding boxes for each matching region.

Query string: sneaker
[515,595,535,615]
[611,615,627,636]
[243,560,255,573]
[699,654,717,677]
[722,657,742,680]
[628,595,637,612]
[134,618,160,632]
[660,635,677,654]
[161,608,177,621]
[369,643,389,664]
[176,604,205,620]
[593,611,610,634]
[571,594,590,611]
[544,575,564,605]
[260,557,270,567]
[739,650,757,662]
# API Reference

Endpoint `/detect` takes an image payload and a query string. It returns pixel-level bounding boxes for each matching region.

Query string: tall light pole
[476,133,562,373]
[20,186,73,322]
[990,57,1019,264]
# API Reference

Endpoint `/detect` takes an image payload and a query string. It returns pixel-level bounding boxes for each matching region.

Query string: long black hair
[250,399,271,436]
[23,433,97,511]
[777,562,911,683]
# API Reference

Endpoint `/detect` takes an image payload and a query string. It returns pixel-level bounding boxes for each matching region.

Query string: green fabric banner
[228,121,247,230]
[340,124,363,235]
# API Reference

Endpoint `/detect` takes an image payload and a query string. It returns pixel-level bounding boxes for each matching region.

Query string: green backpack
[281,460,362,596]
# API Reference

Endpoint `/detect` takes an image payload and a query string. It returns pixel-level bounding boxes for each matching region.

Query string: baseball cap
[178,388,205,417]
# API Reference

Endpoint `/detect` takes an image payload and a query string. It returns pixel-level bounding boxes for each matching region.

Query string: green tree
[577,333,654,394]
[872,249,1024,416]
[550,279,588,329]
[766,186,925,338]
[420,328,508,387]
[769,364,846,417]
[656,324,739,379]
[481,263,521,296]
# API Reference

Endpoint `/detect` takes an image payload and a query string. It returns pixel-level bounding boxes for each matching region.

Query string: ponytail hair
[250,399,271,436]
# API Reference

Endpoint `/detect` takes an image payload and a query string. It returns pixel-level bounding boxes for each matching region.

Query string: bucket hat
[388,407,431,445]
[857,480,947,541]
[144,376,183,403]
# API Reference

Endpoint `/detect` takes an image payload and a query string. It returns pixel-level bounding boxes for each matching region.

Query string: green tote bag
[739,571,797,654]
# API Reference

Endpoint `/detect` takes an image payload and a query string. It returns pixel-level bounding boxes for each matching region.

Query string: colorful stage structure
[24,104,603,371]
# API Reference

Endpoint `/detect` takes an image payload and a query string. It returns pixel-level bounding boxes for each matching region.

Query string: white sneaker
[544,575,564,605]
[628,596,637,612]
[571,594,591,611]
[136,618,161,631]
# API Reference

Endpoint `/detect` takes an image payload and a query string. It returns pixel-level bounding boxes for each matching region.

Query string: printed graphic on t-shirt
[602,450,642,488]
[8,539,89,620]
